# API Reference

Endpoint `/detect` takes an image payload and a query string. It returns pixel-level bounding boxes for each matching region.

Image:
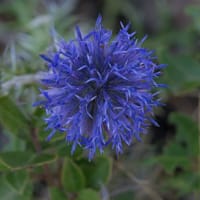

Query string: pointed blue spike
[75,25,83,40]
[96,14,102,28]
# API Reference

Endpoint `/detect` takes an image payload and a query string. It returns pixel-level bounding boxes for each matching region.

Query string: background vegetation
[0,0,200,199]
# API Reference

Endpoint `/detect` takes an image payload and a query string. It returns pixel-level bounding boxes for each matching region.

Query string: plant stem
[30,126,55,186]
[115,161,163,200]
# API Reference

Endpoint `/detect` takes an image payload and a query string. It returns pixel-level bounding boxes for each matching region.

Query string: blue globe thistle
[37,16,165,160]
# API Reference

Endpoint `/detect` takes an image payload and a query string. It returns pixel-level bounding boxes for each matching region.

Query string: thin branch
[30,127,55,186]
[198,92,200,180]
[100,184,110,200]
[1,73,42,94]
[115,162,163,200]
[30,127,41,153]
[198,93,200,162]
[110,185,139,197]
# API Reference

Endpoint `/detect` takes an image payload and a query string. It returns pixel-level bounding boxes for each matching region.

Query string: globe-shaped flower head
[38,16,165,160]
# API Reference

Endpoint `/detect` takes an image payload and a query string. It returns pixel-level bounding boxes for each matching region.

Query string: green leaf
[0,95,30,138]
[164,143,187,156]
[164,172,200,195]
[185,5,200,31]
[0,152,32,170]
[30,154,57,166]
[0,176,32,200]
[61,158,86,192]
[77,189,101,200]
[157,156,189,174]
[112,191,135,200]
[155,112,198,173]
[56,141,83,158]
[2,131,26,152]
[80,156,112,189]
[0,151,56,171]
[169,112,199,156]
[160,55,200,94]
[5,171,29,194]
[49,187,67,200]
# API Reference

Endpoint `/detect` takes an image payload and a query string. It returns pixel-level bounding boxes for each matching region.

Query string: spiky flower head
[38,16,165,160]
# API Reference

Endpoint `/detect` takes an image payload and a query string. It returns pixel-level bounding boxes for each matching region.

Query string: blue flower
[37,16,165,160]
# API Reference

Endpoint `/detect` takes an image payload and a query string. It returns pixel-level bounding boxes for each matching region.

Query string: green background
[0,0,199,199]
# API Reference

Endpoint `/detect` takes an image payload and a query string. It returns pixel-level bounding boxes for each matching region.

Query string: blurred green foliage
[0,0,199,199]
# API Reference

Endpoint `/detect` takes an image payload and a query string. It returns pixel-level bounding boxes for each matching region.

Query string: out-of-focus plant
[0,0,200,200]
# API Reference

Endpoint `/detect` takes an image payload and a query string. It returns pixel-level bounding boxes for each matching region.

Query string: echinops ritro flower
[37,16,165,160]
